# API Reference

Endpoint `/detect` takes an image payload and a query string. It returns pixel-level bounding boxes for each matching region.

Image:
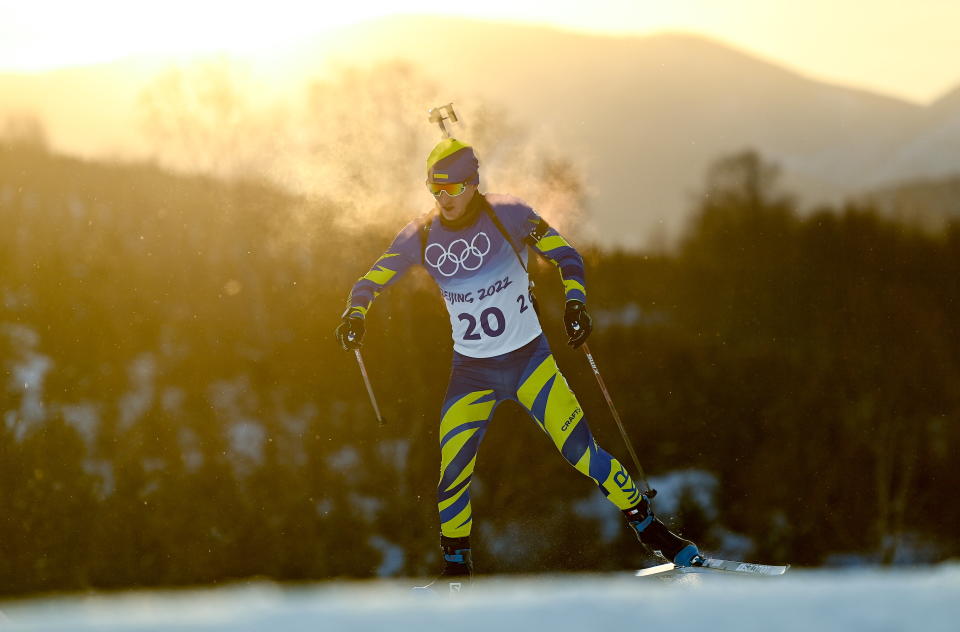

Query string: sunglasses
[427,181,468,197]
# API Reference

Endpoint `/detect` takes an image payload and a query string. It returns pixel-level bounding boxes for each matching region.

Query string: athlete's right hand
[335,315,365,350]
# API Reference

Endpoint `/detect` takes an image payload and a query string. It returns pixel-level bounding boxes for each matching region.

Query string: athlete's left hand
[564,300,592,349]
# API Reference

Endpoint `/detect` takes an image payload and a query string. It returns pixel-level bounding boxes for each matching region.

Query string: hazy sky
[2,0,958,103]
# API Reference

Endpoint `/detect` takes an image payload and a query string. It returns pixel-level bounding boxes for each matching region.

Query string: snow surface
[1,565,958,631]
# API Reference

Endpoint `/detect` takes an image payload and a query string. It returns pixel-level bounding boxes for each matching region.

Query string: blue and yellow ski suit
[345,193,642,539]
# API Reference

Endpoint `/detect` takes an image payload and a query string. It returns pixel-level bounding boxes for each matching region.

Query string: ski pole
[353,348,386,426]
[580,342,654,497]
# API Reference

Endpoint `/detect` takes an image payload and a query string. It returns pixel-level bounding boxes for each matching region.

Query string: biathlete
[336,138,701,591]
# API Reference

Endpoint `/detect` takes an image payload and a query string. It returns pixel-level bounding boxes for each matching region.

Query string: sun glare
[1,1,423,71]
[0,0,696,72]
[2,0,957,102]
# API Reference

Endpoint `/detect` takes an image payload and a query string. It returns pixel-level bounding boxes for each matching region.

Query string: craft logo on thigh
[561,407,581,432]
[614,465,641,504]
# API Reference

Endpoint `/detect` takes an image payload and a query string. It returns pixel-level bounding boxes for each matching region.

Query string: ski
[636,557,790,578]
[411,581,466,596]
[635,562,678,577]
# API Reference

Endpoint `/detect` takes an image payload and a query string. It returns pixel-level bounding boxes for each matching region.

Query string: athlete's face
[434,183,477,222]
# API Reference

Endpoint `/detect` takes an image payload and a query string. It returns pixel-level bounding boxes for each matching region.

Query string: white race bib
[424,222,542,358]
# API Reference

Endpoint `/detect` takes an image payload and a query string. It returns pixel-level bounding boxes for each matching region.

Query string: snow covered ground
[1,565,958,631]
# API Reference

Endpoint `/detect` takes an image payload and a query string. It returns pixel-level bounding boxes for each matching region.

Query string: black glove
[335,315,365,350]
[563,299,592,349]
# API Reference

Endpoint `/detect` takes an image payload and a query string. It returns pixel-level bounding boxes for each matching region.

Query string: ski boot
[624,492,703,567]
[414,535,473,595]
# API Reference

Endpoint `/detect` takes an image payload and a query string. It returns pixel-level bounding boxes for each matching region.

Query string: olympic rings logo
[424,232,492,277]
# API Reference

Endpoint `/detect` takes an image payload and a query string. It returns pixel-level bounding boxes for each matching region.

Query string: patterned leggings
[437,334,642,538]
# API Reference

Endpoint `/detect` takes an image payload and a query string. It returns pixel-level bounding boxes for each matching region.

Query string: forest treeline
[1,138,958,597]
